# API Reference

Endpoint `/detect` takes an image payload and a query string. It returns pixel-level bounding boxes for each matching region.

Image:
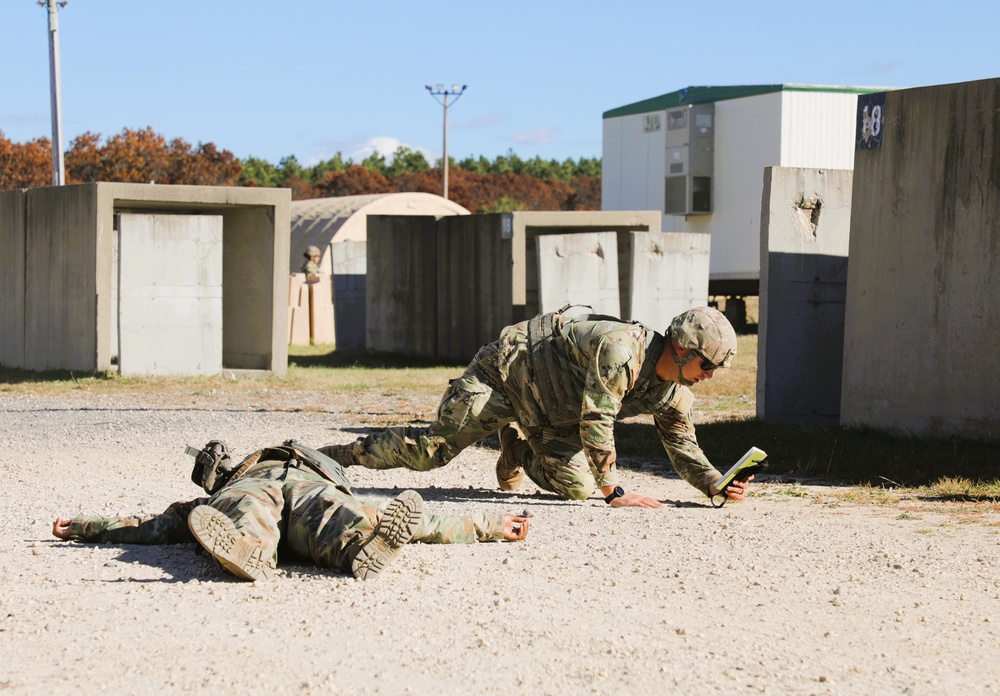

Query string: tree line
[0,128,601,211]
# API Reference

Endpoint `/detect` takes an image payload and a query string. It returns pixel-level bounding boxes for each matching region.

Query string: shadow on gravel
[353,485,581,507]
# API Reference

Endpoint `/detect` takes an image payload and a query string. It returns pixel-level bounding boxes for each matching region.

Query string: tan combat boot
[188,505,276,581]
[495,424,527,491]
[350,490,424,580]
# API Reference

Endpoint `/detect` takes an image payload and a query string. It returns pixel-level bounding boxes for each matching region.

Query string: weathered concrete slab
[331,240,367,352]
[536,232,620,316]
[758,167,852,427]
[625,231,710,330]
[842,78,1000,439]
[0,190,26,368]
[365,215,438,357]
[117,214,223,376]
[436,214,513,362]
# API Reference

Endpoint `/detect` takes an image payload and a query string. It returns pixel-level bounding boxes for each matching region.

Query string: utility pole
[39,0,67,185]
[425,84,466,200]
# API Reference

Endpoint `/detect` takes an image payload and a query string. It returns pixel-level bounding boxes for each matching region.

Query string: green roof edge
[602,84,889,119]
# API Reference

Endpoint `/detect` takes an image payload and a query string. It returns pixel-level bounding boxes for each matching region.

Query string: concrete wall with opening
[0,183,290,375]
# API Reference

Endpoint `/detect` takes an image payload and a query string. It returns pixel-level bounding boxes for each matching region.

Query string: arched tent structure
[288,192,469,351]
[289,192,470,274]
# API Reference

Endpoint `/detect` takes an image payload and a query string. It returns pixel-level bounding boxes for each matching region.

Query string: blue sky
[2,0,997,167]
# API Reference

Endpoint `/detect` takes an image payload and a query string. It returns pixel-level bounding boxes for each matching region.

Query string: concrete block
[310,275,336,345]
[331,240,367,351]
[435,214,513,361]
[289,306,310,346]
[365,215,438,356]
[117,214,223,376]
[758,167,853,427]
[624,231,710,329]
[0,190,26,368]
[535,232,620,316]
[842,78,1000,439]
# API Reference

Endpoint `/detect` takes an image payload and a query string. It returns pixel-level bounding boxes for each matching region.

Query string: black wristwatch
[604,486,625,504]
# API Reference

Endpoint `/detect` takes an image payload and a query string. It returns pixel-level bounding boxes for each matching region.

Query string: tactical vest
[191,440,353,495]
[524,306,655,427]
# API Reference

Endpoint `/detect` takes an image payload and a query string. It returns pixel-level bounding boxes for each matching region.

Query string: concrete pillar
[758,166,853,426]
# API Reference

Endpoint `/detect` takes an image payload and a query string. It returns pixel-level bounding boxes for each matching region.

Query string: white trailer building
[602,84,883,305]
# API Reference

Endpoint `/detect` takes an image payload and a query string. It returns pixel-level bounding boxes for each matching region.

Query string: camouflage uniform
[63,448,505,574]
[350,311,723,500]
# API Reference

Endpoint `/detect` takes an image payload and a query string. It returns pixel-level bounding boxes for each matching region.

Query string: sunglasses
[694,351,720,372]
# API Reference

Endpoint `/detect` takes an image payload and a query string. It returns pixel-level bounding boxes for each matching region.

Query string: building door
[117,213,223,376]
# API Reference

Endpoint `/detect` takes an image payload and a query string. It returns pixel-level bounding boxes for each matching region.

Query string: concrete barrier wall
[6,183,290,374]
[0,190,26,368]
[366,215,438,357]
[758,167,852,426]
[435,214,513,362]
[536,231,620,316]
[24,185,101,371]
[624,231,710,330]
[331,240,367,351]
[842,78,1000,438]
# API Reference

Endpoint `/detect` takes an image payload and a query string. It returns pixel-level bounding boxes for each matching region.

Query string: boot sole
[351,490,423,580]
[188,505,276,582]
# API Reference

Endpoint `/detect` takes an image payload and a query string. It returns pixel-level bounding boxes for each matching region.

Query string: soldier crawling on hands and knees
[321,306,752,509]
[53,439,529,582]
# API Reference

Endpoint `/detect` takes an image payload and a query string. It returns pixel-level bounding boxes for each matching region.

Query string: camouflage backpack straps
[525,303,592,426]
[282,439,353,494]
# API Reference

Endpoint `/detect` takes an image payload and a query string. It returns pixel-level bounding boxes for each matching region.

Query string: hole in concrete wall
[793,195,823,238]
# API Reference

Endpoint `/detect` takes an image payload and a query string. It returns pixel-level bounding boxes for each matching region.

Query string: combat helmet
[304,245,321,258]
[667,307,737,385]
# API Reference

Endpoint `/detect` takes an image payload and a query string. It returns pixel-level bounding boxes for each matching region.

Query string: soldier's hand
[709,475,754,501]
[52,518,71,539]
[502,514,530,541]
[610,493,663,509]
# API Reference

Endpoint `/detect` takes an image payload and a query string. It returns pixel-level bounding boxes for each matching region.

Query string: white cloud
[508,126,558,146]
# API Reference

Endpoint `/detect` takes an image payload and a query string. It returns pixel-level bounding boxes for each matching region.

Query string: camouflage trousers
[355,345,615,500]
[207,463,373,572]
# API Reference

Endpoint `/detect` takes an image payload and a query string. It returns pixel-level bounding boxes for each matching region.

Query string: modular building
[602,84,883,298]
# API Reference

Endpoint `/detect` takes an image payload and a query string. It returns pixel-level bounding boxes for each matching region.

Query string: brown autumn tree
[97,126,170,183]
[0,132,52,189]
[566,176,601,211]
[65,131,104,183]
[164,138,242,186]
[314,165,391,197]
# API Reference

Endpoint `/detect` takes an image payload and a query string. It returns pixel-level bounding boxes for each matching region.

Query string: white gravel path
[1,392,998,695]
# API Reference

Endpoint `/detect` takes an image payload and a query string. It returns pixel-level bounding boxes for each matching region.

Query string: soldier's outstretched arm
[51,498,206,544]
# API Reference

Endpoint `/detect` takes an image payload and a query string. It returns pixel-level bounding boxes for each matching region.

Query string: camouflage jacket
[495,312,722,495]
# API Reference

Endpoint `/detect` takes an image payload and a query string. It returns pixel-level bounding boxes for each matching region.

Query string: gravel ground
[1,391,998,695]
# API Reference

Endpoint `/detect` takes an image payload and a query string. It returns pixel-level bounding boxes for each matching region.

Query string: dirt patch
[1,391,997,694]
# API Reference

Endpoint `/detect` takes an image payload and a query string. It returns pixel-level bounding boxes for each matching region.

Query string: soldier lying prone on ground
[52,439,529,581]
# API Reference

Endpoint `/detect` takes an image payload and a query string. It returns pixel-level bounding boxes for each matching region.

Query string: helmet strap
[669,338,698,387]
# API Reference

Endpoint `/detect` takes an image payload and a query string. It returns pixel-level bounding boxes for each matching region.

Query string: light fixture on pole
[38,0,67,186]
[425,83,466,200]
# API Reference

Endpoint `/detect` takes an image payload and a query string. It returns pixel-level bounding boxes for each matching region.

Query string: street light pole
[425,83,466,200]
[39,0,67,185]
